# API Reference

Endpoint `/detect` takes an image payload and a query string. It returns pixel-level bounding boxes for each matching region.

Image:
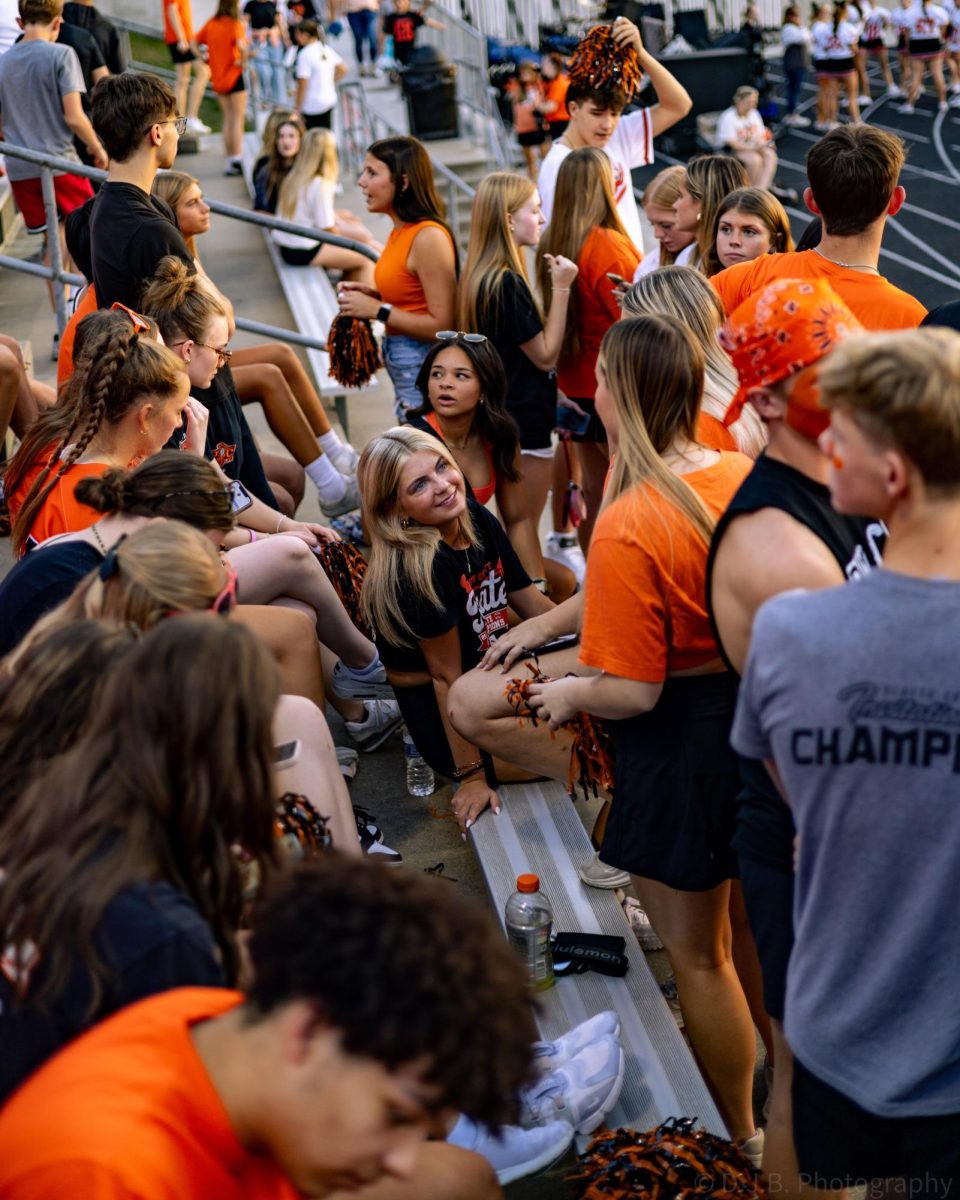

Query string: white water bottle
[402,726,435,797]
[505,874,555,990]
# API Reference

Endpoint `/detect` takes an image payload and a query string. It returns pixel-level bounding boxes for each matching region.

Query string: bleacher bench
[473,779,727,1139]
[240,133,354,438]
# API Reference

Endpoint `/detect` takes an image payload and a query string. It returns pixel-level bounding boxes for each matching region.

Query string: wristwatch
[376,302,393,325]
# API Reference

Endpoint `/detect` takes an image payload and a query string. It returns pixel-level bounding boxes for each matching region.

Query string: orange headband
[719,278,862,441]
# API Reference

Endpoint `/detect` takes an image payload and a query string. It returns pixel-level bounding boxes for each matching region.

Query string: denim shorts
[382,334,431,422]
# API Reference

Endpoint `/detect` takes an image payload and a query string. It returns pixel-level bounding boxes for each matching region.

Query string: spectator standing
[343,0,380,75]
[54,17,107,166]
[162,0,212,134]
[62,0,125,73]
[0,0,18,53]
[781,4,812,124]
[633,165,696,279]
[196,0,248,176]
[381,0,443,68]
[510,61,549,182]
[293,18,345,130]
[539,51,569,140]
[244,0,286,104]
[0,0,106,334]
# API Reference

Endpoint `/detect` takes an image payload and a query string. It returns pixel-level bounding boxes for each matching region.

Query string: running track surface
[637,59,960,312]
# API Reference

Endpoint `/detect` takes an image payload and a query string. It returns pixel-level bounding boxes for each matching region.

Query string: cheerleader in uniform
[896,0,949,110]
[812,1,863,127]
[857,2,902,95]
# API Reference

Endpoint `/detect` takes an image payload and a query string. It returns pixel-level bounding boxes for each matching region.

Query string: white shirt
[538,107,653,251]
[295,40,343,115]
[896,2,948,36]
[860,3,890,39]
[812,19,861,56]
[716,105,767,148]
[0,0,18,55]
[272,175,336,248]
[632,239,695,281]
[781,21,813,47]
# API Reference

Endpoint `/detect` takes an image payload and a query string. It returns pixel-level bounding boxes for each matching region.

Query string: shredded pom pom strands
[570,1120,768,1200]
[315,541,371,637]
[326,315,381,388]
[567,25,644,99]
[504,660,615,799]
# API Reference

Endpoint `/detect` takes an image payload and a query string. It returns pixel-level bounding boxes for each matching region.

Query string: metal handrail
[0,141,377,353]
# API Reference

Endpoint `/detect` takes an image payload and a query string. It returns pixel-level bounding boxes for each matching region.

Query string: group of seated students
[2,11,960,1196]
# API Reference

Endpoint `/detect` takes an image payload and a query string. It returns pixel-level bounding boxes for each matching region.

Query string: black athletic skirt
[909,36,943,56]
[860,35,885,51]
[279,244,320,266]
[814,55,856,75]
[600,673,741,891]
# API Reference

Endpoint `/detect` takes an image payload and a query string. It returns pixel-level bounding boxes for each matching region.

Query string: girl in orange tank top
[337,136,458,418]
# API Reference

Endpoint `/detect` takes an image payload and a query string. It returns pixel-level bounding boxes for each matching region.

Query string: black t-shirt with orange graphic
[379,500,530,673]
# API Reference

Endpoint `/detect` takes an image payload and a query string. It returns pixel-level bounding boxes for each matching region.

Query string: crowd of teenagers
[2,0,960,1194]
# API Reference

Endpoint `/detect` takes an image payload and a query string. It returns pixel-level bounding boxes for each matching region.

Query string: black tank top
[706,453,885,866]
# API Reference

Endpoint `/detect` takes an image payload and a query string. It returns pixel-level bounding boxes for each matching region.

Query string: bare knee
[447,674,482,740]
[0,345,20,386]
[0,336,24,366]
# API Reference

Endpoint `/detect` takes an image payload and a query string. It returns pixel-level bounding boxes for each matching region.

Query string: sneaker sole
[574,1043,626,1134]
[496,1127,574,1186]
[577,867,631,890]
[331,676,395,701]
[349,711,403,752]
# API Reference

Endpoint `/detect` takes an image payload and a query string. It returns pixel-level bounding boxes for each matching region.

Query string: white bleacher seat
[240,133,354,436]
[473,779,727,1139]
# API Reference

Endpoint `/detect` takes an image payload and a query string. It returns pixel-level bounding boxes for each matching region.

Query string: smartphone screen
[555,404,591,437]
[228,480,254,514]
[273,739,300,766]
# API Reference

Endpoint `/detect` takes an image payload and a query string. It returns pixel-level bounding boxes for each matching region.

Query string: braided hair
[6,311,187,555]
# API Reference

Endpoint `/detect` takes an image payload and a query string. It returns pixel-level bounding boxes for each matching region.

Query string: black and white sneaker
[345,698,402,751]
[354,805,402,863]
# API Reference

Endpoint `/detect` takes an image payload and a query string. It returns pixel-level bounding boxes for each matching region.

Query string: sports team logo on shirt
[391,15,416,41]
[612,161,627,204]
[460,557,509,649]
[212,442,237,467]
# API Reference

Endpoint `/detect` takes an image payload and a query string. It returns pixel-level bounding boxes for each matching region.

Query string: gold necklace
[813,246,880,274]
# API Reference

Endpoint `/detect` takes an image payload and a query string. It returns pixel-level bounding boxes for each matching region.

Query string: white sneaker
[533,1011,621,1073]
[738,1128,764,1170]
[447,1115,573,1185]
[577,852,631,890]
[785,112,811,126]
[888,84,904,96]
[185,116,211,135]
[624,897,663,951]
[940,100,950,112]
[319,474,360,519]
[521,1035,625,1134]
[544,532,586,585]
[328,441,360,475]
[897,101,915,113]
[345,698,402,751]
[331,657,393,700]
[336,745,359,779]
[950,81,960,94]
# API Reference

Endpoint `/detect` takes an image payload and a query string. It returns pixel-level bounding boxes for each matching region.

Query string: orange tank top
[374,220,454,315]
[424,411,496,505]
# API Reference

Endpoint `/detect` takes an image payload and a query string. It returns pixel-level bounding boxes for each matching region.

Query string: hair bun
[567,25,643,98]
[73,466,130,513]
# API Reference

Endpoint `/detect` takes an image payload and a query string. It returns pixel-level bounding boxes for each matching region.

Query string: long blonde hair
[359,427,477,648]
[152,170,201,261]
[621,266,767,457]
[536,147,630,354]
[278,127,339,221]
[457,172,539,332]
[642,165,687,268]
[600,315,717,547]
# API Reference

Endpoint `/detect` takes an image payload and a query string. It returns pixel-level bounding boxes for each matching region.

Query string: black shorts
[814,55,856,75]
[510,403,555,452]
[218,74,246,95]
[793,1057,960,1190]
[562,395,607,444]
[518,129,547,147]
[600,673,741,892]
[860,36,885,51]
[167,41,198,63]
[303,109,333,129]
[548,119,568,138]
[279,243,320,266]
[910,36,943,56]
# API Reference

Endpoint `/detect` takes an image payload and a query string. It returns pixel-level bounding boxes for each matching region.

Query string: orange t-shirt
[0,988,298,1199]
[57,285,98,385]
[373,219,455,316]
[8,454,108,552]
[558,226,641,399]
[197,17,245,93]
[163,0,194,43]
[580,450,752,682]
[543,74,569,122]
[711,249,927,330]
[697,410,738,452]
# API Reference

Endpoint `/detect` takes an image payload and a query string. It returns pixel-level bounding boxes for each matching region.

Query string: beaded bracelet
[453,759,485,781]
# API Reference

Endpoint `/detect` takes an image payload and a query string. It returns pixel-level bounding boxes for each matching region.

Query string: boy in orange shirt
[711,125,926,330]
[197,0,247,176]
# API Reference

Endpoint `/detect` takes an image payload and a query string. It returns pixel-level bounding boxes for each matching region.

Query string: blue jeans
[785,66,806,114]
[382,334,430,421]
[348,9,378,66]
[252,40,287,104]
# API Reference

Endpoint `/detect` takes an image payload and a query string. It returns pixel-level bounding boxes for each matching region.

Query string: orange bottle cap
[516,874,540,893]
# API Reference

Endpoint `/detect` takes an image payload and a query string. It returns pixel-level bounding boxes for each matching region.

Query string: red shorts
[10,172,94,234]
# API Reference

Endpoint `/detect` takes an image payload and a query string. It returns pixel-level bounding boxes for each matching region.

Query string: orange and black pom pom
[567,24,644,98]
[326,315,381,389]
[570,1119,767,1200]
[315,540,372,638]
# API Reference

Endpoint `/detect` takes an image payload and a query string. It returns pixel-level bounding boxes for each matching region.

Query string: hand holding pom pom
[326,315,381,389]
[567,23,644,100]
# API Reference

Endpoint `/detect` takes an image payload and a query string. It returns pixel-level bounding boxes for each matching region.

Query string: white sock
[318,430,344,456]
[305,454,346,503]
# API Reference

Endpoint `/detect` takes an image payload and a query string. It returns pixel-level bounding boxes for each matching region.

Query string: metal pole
[40,166,68,336]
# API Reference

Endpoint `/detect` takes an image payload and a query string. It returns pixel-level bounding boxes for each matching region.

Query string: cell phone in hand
[555,403,591,437]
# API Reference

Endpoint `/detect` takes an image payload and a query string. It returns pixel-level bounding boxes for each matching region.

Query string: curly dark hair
[248,857,539,1128]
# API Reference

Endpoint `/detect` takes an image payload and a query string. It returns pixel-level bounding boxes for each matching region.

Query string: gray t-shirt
[0,38,84,180]
[733,569,960,1118]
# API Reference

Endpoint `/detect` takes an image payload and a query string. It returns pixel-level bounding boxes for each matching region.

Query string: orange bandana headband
[719,279,862,441]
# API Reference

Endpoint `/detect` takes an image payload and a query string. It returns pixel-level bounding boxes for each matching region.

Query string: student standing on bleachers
[537,18,691,252]
[537,147,639,552]
[711,126,927,328]
[162,0,211,134]
[62,0,125,73]
[670,154,750,277]
[293,18,345,129]
[338,135,457,419]
[196,0,248,177]
[633,166,696,279]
